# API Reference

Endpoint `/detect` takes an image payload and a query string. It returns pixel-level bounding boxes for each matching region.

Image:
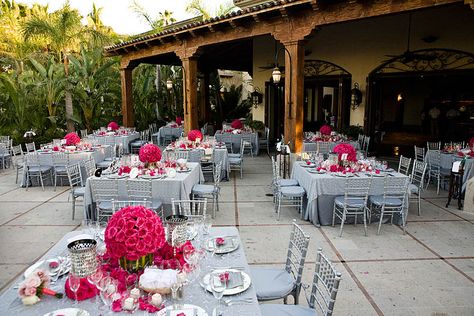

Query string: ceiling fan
[385,14,436,63]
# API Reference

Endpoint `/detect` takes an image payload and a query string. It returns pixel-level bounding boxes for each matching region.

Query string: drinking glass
[210,272,226,316]
[382,160,388,171]
[203,217,212,235]
[99,277,118,314]
[87,268,104,305]
[68,274,81,305]
[183,244,196,265]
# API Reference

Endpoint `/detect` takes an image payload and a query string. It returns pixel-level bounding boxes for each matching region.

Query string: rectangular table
[152,127,184,145]
[0,227,261,315]
[291,162,409,226]
[303,141,360,153]
[89,133,140,154]
[21,146,110,187]
[83,162,205,219]
[215,131,260,156]
[426,151,474,191]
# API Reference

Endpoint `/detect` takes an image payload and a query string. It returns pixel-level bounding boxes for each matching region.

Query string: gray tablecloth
[83,162,205,219]
[0,227,261,316]
[215,131,260,155]
[426,151,474,191]
[153,127,184,145]
[303,141,360,153]
[21,147,109,187]
[89,133,140,154]
[291,163,409,226]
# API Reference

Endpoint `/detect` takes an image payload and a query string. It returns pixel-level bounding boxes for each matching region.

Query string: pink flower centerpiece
[231,119,243,129]
[176,117,183,126]
[187,129,202,142]
[64,132,80,146]
[108,121,119,131]
[105,206,166,270]
[139,144,162,164]
[319,124,332,136]
[333,143,357,162]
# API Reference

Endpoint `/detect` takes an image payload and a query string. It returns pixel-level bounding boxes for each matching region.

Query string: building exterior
[105,0,474,153]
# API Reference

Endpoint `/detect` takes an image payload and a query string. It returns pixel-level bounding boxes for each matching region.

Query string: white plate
[176,167,191,173]
[157,304,207,316]
[43,308,89,316]
[300,163,316,168]
[368,172,385,177]
[141,174,163,179]
[106,174,128,179]
[204,236,239,254]
[201,269,251,296]
[307,169,323,174]
[24,260,45,278]
[334,172,354,177]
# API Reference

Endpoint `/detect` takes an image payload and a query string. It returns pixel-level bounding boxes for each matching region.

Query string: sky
[19,0,232,35]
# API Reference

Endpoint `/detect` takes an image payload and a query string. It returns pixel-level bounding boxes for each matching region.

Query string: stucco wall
[251,4,474,127]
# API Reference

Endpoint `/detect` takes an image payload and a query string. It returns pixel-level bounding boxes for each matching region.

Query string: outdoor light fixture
[251,89,263,108]
[166,79,173,90]
[350,82,362,110]
[397,93,403,102]
[272,46,293,118]
[272,67,282,83]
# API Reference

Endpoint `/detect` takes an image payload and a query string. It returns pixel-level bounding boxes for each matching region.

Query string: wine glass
[382,160,388,171]
[87,268,104,305]
[210,272,226,316]
[183,244,196,265]
[203,216,212,235]
[99,277,118,314]
[68,274,81,305]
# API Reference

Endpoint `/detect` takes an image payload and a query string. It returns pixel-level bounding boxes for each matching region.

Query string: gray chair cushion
[408,183,419,194]
[54,166,67,173]
[334,196,365,208]
[73,187,85,197]
[96,161,112,168]
[229,157,242,164]
[280,186,305,197]
[97,200,112,210]
[228,153,241,158]
[250,267,295,300]
[28,166,52,172]
[277,179,299,187]
[260,304,315,316]
[369,195,402,207]
[192,184,217,195]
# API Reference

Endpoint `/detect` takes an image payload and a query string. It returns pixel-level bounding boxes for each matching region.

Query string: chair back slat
[285,221,310,289]
[112,199,151,212]
[397,155,412,175]
[66,163,83,188]
[171,198,208,217]
[427,141,441,150]
[126,179,152,200]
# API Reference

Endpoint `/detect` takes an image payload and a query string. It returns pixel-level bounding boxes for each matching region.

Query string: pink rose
[215,237,225,246]
[25,275,41,288]
[115,230,126,242]
[329,165,338,172]
[25,287,37,296]
[112,299,122,312]
[375,169,380,174]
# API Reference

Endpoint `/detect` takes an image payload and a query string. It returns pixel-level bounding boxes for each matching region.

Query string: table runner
[0,227,261,316]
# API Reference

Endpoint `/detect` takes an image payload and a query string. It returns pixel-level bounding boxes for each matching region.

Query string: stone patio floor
[0,154,473,315]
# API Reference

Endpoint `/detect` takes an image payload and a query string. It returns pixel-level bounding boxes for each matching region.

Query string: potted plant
[249,120,265,136]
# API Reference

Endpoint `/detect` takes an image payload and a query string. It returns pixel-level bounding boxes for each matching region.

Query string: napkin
[226,271,244,289]
[140,268,178,289]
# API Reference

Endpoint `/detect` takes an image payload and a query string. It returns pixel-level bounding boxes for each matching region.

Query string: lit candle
[123,297,135,310]
[130,288,140,299]
[151,293,162,306]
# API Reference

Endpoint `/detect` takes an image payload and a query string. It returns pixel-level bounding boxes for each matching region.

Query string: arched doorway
[265,60,352,142]
[366,49,474,155]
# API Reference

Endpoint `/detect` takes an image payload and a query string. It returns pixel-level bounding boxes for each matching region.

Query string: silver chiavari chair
[397,155,412,176]
[414,145,425,162]
[66,163,85,220]
[191,163,222,218]
[90,178,118,223]
[126,179,163,216]
[409,160,428,216]
[427,141,441,150]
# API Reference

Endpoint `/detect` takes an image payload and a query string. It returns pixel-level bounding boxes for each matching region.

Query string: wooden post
[181,57,199,133]
[283,40,304,153]
[120,67,134,127]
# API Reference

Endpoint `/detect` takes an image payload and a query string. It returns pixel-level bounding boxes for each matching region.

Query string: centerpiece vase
[119,253,154,273]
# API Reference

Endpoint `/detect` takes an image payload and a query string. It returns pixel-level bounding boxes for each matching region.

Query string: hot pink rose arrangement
[139,144,162,163]
[231,119,243,129]
[187,129,202,142]
[104,206,166,261]
[64,132,80,146]
[319,124,332,136]
[333,143,357,162]
[176,117,183,126]
[469,137,474,149]
[108,121,119,131]
[64,277,98,301]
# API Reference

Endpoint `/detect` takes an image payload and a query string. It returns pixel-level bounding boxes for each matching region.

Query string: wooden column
[181,57,199,133]
[283,40,305,153]
[120,67,134,127]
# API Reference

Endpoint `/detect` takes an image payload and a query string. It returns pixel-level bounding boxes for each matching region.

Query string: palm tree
[185,0,235,21]
[22,2,83,132]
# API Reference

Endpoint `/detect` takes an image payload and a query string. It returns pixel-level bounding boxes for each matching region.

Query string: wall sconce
[251,89,263,108]
[351,82,362,110]
[166,79,173,90]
